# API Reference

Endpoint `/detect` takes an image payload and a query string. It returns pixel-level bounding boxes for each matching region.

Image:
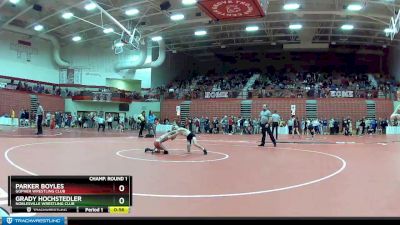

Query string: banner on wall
[291,105,296,116]
[397,90,400,100]
[67,68,74,83]
[92,92,112,102]
[59,68,82,84]
[5,84,17,90]
[176,106,181,116]
[330,91,354,98]
[0,82,7,89]
[197,0,266,21]
[205,91,229,98]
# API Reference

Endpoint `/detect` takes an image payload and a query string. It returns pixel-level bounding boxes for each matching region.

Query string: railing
[71,91,161,102]
[162,88,399,100]
[0,76,161,102]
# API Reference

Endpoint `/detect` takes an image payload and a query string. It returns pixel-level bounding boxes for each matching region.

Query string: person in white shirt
[312,119,320,135]
[287,117,294,135]
[97,116,105,132]
[106,114,113,130]
[271,111,281,140]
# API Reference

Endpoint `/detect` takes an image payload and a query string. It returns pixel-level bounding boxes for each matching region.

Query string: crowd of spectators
[155,71,399,100]
[156,115,397,137]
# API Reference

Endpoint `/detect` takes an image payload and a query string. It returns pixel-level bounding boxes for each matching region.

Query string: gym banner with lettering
[205,91,229,99]
[330,91,354,98]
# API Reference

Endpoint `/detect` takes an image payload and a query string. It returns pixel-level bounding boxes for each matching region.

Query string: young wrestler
[146,128,179,154]
[175,127,208,155]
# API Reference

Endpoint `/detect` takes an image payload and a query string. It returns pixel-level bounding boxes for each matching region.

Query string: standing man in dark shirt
[36,103,44,135]
[258,104,277,147]
[24,109,30,127]
[380,118,388,134]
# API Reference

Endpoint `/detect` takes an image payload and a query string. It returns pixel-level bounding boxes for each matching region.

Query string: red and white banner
[197,0,266,21]
[205,91,229,98]
[330,91,354,98]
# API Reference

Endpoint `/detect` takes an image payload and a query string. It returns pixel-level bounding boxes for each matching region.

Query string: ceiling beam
[43,0,149,34]
[25,0,85,29]
[167,33,397,48]
[0,0,8,10]
[1,4,33,29]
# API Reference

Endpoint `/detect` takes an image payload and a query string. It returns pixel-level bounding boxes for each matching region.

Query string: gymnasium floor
[0,126,400,217]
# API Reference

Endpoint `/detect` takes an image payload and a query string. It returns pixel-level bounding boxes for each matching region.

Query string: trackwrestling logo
[2,217,64,225]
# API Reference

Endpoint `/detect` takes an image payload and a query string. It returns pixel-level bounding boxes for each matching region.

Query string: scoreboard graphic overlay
[8,176,132,214]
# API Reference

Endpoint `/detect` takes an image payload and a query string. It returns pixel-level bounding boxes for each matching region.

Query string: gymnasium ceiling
[0,0,399,57]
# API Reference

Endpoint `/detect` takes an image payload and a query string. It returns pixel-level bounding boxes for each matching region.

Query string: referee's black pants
[271,122,279,140]
[37,115,43,135]
[260,123,276,146]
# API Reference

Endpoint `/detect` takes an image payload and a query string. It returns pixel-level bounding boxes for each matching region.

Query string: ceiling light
[283,3,300,10]
[289,24,302,30]
[347,4,363,11]
[33,24,43,31]
[62,12,74,19]
[9,0,20,4]
[341,24,354,30]
[151,36,163,41]
[115,42,124,48]
[271,42,276,45]
[72,36,82,42]
[103,28,114,34]
[170,14,185,21]
[245,25,259,32]
[194,30,207,36]
[384,28,395,33]
[331,41,336,45]
[125,8,139,16]
[84,2,97,11]
[182,0,197,5]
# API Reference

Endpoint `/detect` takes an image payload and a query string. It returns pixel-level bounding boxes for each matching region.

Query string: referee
[258,104,276,147]
[271,110,280,140]
[36,102,44,135]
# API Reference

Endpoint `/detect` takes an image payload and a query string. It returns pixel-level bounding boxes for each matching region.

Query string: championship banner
[67,68,74,84]
[291,105,296,116]
[176,106,181,116]
[197,0,266,21]
[205,91,229,98]
[0,82,7,89]
[397,90,400,100]
[92,92,112,102]
[330,91,354,98]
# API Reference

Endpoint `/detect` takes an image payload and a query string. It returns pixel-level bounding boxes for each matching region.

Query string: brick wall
[0,89,64,116]
[252,98,306,120]
[38,95,64,113]
[0,89,30,115]
[318,99,367,120]
[190,99,241,119]
[376,99,394,120]
[161,98,394,121]
[160,99,182,121]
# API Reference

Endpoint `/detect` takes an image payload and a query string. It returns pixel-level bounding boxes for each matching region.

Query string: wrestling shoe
[203,149,207,155]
